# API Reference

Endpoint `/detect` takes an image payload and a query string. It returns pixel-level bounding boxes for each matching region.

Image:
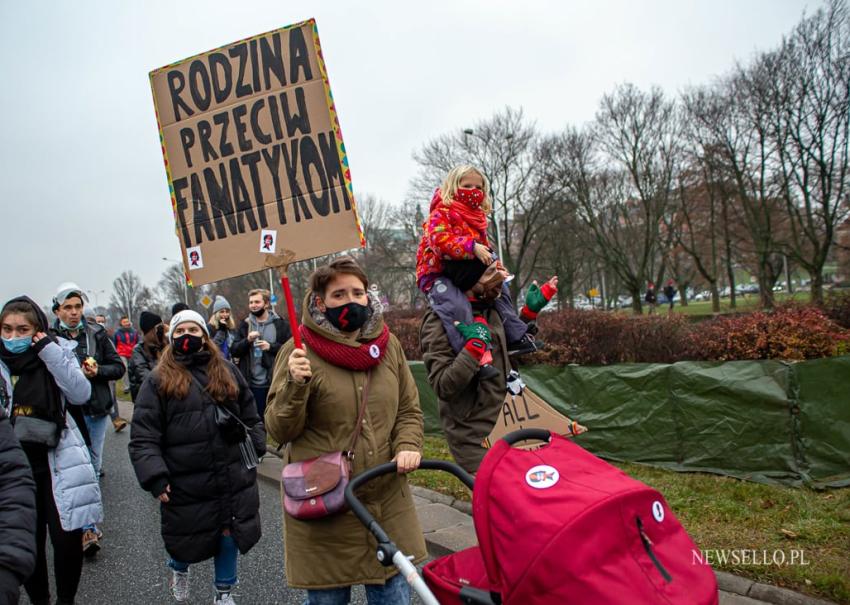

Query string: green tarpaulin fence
[408,357,850,488]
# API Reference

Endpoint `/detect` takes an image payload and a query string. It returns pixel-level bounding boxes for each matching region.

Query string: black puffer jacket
[0,409,37,603]
[128,342,160,402]
[55,321,124,416]
[128,355,266,563]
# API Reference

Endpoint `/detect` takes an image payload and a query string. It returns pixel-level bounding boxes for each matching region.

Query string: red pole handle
[281,274,302,349]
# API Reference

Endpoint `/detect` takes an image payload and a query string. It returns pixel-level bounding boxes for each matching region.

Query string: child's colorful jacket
[415,189,490,290]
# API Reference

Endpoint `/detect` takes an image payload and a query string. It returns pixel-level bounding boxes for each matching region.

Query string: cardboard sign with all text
[483,387,578,449]
[150,19,364,285]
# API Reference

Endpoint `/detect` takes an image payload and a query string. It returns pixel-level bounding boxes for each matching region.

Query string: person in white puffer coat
[0,296,102,605]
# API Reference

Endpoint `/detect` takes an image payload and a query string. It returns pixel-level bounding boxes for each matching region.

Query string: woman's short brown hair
[309,256,368,297]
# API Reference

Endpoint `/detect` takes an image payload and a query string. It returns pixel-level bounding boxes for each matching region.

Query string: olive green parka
[265,294,426,589]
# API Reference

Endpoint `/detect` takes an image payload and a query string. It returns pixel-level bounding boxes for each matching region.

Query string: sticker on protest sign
[150,19,365,285]
[260,229,277,253]
[187,246,204,270]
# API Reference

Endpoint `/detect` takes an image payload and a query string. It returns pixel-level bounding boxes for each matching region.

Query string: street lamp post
[86,289,105,309]
[462,128,512,264]
[162,257,189,305]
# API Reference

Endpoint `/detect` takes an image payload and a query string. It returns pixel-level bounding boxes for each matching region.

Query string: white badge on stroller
[526,465,559,489]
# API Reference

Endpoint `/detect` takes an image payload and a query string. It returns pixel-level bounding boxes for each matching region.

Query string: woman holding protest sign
[265,256,426,604]
[129,310,265,605]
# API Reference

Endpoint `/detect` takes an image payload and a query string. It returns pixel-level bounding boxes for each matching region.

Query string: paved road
[21,409,419,605]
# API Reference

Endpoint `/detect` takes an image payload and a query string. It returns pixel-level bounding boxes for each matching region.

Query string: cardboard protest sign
[150,19,365,285]
[483,387,579,449]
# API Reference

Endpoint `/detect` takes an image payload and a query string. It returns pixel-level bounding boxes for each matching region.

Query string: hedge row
[386,296,850,365]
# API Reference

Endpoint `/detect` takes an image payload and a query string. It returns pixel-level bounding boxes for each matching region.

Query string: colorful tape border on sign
[148,18,366,286]
[308,20,366,248]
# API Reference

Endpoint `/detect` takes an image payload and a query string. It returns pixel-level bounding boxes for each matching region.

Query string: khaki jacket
[265,296,426,589]
[419,306,510,473]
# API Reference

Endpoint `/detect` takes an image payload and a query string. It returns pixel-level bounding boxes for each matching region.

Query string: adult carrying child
[415,165,555,381]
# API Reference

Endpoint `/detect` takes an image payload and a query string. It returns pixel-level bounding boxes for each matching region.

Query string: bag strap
[187,373,247,428]
[344,370,372,459]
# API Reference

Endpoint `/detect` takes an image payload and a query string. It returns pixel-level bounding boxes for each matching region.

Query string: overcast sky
[0,0,814,312]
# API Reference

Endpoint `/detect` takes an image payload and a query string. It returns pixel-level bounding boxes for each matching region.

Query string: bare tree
[536,189,587,309]
[771,0,850,302]
[110,271,155,324]
[411,107,550,304]
[356,195,420,307]
[539,85,679,313]
[688,63,788,308]
[678,88,741,312]
[157,264,196,312]
[543,127,654,312]
[597,84,680,312]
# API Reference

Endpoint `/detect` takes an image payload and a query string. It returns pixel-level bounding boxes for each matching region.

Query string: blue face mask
[60,319,82,331]
[2,336,33,354]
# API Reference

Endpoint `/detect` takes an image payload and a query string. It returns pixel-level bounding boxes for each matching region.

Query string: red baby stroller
[345,428,718,604]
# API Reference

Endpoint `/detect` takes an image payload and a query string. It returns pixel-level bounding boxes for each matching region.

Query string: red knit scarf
[300,324,390,370]
[449,198,489,236]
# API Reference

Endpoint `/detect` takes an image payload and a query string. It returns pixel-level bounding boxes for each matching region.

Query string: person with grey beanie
[208,296,237,361]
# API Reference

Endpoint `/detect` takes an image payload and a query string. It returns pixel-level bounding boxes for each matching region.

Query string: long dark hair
[155,337,238,403]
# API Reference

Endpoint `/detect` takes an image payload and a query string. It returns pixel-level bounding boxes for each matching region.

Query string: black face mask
[172,333,204,355]
[250,308,266,317]
[155,324,165,344]
[325,302,370,333]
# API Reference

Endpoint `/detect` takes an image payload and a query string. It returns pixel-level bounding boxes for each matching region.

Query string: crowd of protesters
[0,165,559,604]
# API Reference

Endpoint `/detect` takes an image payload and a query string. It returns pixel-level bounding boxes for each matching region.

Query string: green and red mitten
[520,281,557,320]
[454,319,492,360]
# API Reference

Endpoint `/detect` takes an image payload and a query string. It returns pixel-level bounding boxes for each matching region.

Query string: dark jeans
[24,462,83,604]
[425,278,527,353]
[305,571,410,604]
[250,386,269,421]
[169,532,239,588]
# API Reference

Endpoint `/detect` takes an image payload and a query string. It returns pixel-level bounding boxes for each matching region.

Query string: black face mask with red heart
[173,333,204,355]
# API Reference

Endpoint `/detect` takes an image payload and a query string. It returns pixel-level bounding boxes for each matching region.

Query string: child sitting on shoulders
[415,165,554,380]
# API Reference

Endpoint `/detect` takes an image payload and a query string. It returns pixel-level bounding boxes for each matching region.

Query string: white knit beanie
[168,310,209,342]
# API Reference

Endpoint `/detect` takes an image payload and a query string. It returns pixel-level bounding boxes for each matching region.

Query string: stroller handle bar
[344,459,475,605]
[501,428,552,445]
[345,459,475,541]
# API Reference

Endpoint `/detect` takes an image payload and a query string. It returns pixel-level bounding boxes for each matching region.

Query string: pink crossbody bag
[281,371,371,520]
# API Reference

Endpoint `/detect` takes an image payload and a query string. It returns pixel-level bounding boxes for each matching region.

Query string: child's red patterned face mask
[454,188,485,209]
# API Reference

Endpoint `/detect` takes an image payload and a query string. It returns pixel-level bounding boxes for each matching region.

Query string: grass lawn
[410,436,850,604]
[667,291,812,317]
